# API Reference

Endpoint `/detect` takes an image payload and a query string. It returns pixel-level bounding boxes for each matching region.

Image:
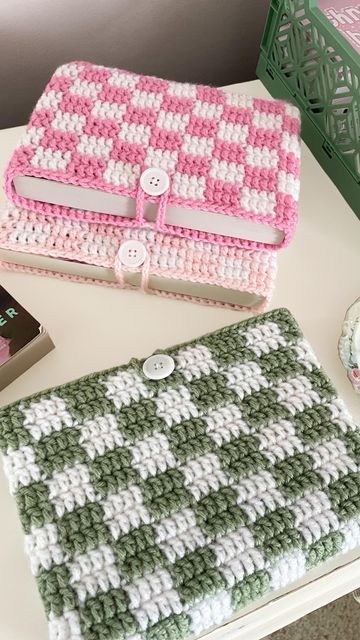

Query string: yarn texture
[4,61,301,250]
[1,309,360,640]
[0,207,276,311]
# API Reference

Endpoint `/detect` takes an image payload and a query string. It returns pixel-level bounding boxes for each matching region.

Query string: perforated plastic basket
[257,0,360,218]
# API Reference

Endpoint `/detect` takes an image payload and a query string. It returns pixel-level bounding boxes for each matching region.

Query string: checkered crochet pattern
[0,207,276,311]
[4,61,301,250]
[1,309,360,640]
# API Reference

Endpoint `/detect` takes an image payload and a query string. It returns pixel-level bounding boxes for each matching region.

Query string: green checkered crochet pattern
[1,308,360,640]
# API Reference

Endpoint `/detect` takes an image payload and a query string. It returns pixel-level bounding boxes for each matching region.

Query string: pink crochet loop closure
[0,207,277,312]
[4,61,301,251]
[135,169,171,230]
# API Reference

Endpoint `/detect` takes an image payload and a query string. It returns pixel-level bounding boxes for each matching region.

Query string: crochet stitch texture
[4,61,301,250]
[0,207,276,311]
[2,309,359,640]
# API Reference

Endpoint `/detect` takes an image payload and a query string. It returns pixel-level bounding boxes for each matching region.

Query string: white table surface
[0,79,359,640]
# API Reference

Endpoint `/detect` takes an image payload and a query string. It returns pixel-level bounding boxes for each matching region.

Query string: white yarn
[118,122,152,146]
[102,485,151,538]
[30,146,71,172]
[307,438,357,483]
[156,110,190,134]
[103,159,141,188]
[46,463,98,517]
[292,338,320,371]
[21,395,74,441]
[144,147,178,173]
[252,110,283,132]
[69,544,121,603]
[188,590,233,635]
[290,490,340,545]
[219,548,265,587]
[204,403,250,445]
[281,131,301,156]
[256,419,304,464]
[49,610,83,640]
[245,145,279,170]
[131,90,163,110]
[108,70,139,91]
[325,398,357,432]
[69,78,102,100]
[224,361,269,400]
[175,345,218,382]
[269,549,307,590]
[182,133,215,158]
[130,431,177,480]
[234,470,286,522]
[218,120,249,145]
[3,445,41,494]
[91,100,127,121]
[275,375,322,414]
[25,523,65,575]
[340,516,360,553]
[103,369,152,410]
[52,111,86,134]
[78,414,125,460]
[180,452,230,500]
[167,80,197,100]
[17,126,45,148]
[243,322,287,356]
[124,568,182,629]
[154,386,199,428]
[76,135,113,159]
[193,100,224,120]
[209,158,245,185]
[172,172,206,201]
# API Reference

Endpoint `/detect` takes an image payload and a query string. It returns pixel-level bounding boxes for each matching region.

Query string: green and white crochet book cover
[1,308,360,640]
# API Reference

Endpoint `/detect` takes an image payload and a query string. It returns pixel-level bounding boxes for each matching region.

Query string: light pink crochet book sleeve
[0,208,277,312]
[4,62,301,251]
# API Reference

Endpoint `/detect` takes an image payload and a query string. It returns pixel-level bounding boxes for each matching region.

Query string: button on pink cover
[4,62,301,250]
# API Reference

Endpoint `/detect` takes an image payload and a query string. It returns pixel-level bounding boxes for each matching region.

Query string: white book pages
[14,176,284,245]
[0,248,264,308]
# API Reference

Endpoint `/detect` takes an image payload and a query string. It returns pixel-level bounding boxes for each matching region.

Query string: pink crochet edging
[4,61,301,251]
[0,260,270,313]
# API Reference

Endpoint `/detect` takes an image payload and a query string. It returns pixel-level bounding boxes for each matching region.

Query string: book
[0,208,277,312]
[13,176,284,246]
[319,0,360,53]
[0,248,269,311]
[0,286,54,390]
[4,62,302,251]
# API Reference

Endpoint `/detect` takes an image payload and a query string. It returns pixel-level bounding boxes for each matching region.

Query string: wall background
[0,0,270,129]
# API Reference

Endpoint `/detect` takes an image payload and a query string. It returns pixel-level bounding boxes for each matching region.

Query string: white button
[140,167,170,196]
[118,240,147,268]
[143,354,175,380]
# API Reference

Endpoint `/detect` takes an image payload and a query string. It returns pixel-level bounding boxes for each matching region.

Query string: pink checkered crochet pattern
[0,208,277,311]
[4,61,301,250]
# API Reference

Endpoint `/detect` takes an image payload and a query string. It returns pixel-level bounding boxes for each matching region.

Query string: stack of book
[0,62,301,311]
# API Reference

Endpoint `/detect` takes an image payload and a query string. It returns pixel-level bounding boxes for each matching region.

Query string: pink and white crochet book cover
[4,62,301,250]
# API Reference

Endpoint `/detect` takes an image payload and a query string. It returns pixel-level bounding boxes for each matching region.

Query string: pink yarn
[4,61,301,250]
[0,207,277,311]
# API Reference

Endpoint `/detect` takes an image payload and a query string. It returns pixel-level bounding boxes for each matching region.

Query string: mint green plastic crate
[257,0,360,218]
